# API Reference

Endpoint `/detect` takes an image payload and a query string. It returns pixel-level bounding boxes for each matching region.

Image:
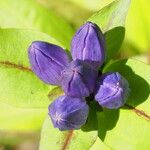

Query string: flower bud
[61,60,98,97]
[48,95,89,130]
[28,41,69,85]
[95,72,130,109]
[71,22,105,69]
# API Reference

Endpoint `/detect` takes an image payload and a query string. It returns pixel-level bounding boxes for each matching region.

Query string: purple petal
[71,22,105,69]
[61,60,98,97]
[28,41,70,85]
[48,95,89,130]
[95,72,130,109]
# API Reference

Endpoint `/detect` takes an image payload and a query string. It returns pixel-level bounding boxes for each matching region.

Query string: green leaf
[132,54,150,65]
[104,27,125,61]
[90,138,111,150]
[103,59,150,109]
[65,0,115,11]
[88,0,130,61]
[0,102,47,131]
[0,0,74,48]
[39,116,97,150]
[0,28,63,108]
[98,59,150,150]
[125,0,150,52]
[81,101,99,131]
[88,0,130,31]
[37,0,92,28]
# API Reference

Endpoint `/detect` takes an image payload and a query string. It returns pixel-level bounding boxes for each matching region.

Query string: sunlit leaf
[125,0,150,52]
[37,0,92,28]
[66,0,115,11]
[98,59,150,149]
[0,29,63,108]
[88,0,130,32]
[90,138,111,150]
[88,0,130,61]
[39,116,97,150]
[0,0,74,48]
[0,102,47,131]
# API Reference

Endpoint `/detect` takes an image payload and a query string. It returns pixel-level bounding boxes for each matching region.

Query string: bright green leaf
[0,29,63,108]
[98,59,150,150]
[0,102,47,131]
[0,0,74,48]
[125,0,150,52]
[88,0,130,61]
[88,0,130,32]
[37,0,92,28]
[66,0,115,11]
[132,54,150,65]
[97,108,150,150]
[90,138,111,150]
[39,116,97,150]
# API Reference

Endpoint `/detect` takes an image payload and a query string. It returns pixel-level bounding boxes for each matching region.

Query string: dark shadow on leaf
[97,109,119,141]
[104,59,150,107]
[104,26,125,62]
[81,101,101,131]
[97,59,150,141]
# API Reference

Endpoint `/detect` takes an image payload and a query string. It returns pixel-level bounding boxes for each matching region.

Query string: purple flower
[48,95,89,130]
[28,41,69,85]
[71,22,105,69]
[28,22,105,97]
[95,72,130,109]
[61,60,98,97]
[28,22,130,130]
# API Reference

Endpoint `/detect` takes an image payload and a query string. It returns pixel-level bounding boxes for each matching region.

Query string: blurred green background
[0,0,149,149]
[37,0,150,62]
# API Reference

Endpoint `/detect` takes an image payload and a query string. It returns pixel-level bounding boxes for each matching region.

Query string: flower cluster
[28,22,130,131]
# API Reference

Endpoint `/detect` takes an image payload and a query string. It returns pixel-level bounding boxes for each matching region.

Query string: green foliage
[98,59,150,149]
[37,0,92,28]
[132,54,149,64]
[0,0,149,149]
[66,0,115,11]
[0,102,47,131]
[88,0,130,32]
[88,0,130,61]
[90,138,110,150]
[0,0,74,48]
[39,116,97,150]
[38,1,134,148]
[103,59,150,110]
[0,29,63,108]
[125,0,150,52]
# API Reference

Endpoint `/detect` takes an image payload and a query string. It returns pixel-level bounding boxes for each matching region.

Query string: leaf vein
[61,130,74,150]
[125,104,150,121]
[0,61,32,72]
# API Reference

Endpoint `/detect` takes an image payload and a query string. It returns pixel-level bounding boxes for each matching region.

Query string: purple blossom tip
[28,41,69,85]
[71,22,105,69]
[95,72,130,109]
[48,95,89,131]
[61,59,98,98]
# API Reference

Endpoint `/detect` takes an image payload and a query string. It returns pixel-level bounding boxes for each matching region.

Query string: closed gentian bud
[48,95,89,130]
[61,59,98,97]
[71,22,105,69]
[28,41,69,85]
[95,72,130,109]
